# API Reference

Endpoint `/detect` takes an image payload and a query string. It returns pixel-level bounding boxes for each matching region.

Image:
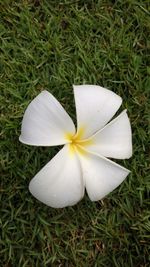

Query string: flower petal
[19,91,75,146]
[73,85,122,138]
[87,110,132,159]
[77,150,130,201]
[29,145,84,208]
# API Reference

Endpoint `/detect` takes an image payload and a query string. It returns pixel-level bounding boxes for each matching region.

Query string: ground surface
[1,0,150,266]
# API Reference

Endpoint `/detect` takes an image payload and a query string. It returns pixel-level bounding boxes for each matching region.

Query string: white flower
[19,85,132,208]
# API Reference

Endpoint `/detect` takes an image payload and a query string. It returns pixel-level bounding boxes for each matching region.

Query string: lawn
[1,0,150,266]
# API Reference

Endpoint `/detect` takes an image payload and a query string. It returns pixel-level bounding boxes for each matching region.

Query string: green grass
[1,0,150,266]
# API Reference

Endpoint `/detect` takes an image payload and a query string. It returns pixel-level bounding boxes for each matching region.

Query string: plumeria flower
[19,85,132,208]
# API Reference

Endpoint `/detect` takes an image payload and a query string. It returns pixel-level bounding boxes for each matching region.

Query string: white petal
[87,110,132,159]
[19,91,75,146]
[73,85,122,138]
[78,150,130,201]
[29,145,84,208]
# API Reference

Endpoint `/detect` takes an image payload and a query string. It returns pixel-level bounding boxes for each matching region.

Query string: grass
[1,0,150,266]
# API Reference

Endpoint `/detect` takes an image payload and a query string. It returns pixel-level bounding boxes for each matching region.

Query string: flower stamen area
[65,127,93,156]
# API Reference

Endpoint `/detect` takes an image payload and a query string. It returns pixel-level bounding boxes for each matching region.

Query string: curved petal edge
[86,110,132,159]
[29,145,84,208]
[77,150,130,201]
[19,90,75,146]
[73,84,122,138]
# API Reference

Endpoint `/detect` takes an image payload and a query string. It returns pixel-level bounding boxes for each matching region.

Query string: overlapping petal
[77,149,130,201]
[73,85,122,138]
[19,91,75,146]
[29,145,84,208]
[86,110,132,159]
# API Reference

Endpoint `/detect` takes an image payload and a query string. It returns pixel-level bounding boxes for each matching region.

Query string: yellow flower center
[65,127,93,156]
